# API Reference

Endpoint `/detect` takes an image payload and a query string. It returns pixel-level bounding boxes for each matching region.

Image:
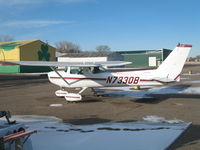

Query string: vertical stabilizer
[156,43,192,81]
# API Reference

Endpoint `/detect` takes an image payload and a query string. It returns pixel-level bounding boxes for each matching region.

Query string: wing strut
[50,67,70,85]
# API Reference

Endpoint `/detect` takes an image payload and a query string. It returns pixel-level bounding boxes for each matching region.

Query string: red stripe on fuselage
[50,77,160,83]
[174,74,180,80]
[51,77,153,82]
[140,79,153,82]
[50,77,106,80]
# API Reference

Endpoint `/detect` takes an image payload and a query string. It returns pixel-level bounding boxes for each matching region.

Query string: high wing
[0,61,132,67]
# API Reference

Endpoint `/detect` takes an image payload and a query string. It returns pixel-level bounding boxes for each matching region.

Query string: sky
[0,0,199,56]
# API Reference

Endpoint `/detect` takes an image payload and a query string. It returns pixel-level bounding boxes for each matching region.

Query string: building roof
[59,51,114,57]
[117,49,172,55]
[0,40,37,50]
[0,40,54,51]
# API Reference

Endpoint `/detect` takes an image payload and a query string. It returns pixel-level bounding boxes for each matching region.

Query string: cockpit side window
[70,67,83,74]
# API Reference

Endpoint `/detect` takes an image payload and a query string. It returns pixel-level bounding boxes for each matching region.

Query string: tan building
[0,40,56,73]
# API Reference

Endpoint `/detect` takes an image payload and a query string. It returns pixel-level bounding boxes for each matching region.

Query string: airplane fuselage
[48,69,163,88]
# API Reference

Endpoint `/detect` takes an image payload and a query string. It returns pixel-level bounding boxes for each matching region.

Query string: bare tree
[0,35,14,42]
[96,45,111,54]
[55,41,81,53]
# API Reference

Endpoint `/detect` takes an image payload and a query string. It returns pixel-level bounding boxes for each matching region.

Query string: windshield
[70,67,83,74]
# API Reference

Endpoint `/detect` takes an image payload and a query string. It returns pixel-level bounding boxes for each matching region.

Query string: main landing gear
[55,87,87,102]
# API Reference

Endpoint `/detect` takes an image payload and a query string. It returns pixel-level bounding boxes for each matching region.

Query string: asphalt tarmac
[0,64,200,150]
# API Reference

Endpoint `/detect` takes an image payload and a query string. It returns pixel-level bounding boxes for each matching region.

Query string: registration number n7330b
[106,76,140,84]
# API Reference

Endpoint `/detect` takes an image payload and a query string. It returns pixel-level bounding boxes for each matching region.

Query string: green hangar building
[117,49,172,67]
[0,40,56,73]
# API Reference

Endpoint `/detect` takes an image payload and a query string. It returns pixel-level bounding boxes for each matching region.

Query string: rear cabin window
[91,66,107,74]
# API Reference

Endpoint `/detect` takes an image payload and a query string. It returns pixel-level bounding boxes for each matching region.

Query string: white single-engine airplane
[0,43,192,102]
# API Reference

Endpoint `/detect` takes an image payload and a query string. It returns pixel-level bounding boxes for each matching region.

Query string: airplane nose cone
[47,71,53,79]
[48,71,56,82]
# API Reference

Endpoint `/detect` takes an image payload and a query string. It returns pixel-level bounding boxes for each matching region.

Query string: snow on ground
[183,80,200,84]
[143,116,184,124]
[96,83,200,98]
[148,86,184,94]
[11,115,190,150]
[8,115,62,123]
[49,104,63,107]
[182,73,200,76]
[180,87,200,94]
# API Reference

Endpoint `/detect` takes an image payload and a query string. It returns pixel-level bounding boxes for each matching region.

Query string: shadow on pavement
[63,117,111,125]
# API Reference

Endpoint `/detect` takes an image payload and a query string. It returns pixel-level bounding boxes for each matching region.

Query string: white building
[58,52,123,63]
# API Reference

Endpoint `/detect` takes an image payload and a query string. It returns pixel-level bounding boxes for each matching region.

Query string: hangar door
[148,57,156,66]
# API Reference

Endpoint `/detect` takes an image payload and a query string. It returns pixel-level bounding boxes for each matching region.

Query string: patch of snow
[96,84,200,98]
[49,104,63,107]
[10,115,62,123]
[174,103,183,106]
[180,77,190,80]
[183,80,200,84]
[97,86,184,98]
[148,86,184,94]
[182,73,200,76]
[143,116,184,124]
[179,87,200,94]
[149,86,200,95]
